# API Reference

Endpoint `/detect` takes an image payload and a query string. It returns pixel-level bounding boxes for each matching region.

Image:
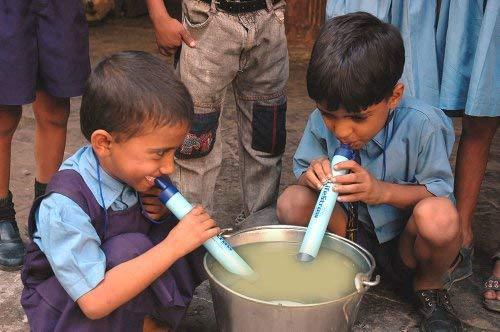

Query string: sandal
[483,254,500,313]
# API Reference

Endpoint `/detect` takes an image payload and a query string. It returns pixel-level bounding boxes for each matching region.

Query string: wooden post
[285,0,326,46]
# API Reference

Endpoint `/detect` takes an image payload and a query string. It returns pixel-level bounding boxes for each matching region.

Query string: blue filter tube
[154,177,255,277]
[297,144,355,262]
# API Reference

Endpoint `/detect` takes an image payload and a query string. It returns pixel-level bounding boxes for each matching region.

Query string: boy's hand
[139,188,170,220]
[152,16,196,55]
[299,157,333,191]
[332,160,385,205]
[165,206,220,258]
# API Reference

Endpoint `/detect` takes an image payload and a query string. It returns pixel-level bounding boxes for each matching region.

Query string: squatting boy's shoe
[416,289,463,332]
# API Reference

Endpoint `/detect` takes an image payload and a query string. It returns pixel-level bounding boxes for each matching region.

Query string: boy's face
[94,122,189,193]
[317,84,403,150]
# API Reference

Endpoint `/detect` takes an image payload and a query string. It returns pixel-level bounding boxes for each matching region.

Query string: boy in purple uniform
[21,51,219,331]
[0,0,90,269]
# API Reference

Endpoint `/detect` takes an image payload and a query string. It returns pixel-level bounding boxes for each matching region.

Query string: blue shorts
[0,0,90,105]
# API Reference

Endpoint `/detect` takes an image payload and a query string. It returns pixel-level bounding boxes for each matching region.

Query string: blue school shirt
[32,146,139,301]
[293,97,455,244]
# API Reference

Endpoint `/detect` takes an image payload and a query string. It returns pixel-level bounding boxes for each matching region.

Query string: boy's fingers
[333,173,360,184]
[333,183,363,194]
[144,205,162,212]
[320,159,332,178]
[180,28,196,47]
[306,171,323,190]
[140,197,160,205]
[334,160,363,172]
[206,227,221,239]
[149,187,161,195]
[201,218,217,229]
[190,205,204,215]
[141,187,161,196]
[337,193,361,202]
[312,163,328,184]
[197,213,211,222]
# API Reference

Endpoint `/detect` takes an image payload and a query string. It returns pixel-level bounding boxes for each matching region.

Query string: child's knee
[35,107,70,128]
[277,185,315,226]
[413,197,460,246]
[101,233,154,269]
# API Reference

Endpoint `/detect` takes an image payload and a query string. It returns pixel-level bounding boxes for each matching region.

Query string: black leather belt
[201,0,278,13]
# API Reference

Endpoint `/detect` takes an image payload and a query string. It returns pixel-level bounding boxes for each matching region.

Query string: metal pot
[204,225,379,332]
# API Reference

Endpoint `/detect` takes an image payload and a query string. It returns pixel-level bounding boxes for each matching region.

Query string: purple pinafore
[21,169,206,331]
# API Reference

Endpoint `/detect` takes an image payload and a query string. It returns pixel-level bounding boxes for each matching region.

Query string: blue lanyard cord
[381,110,394,181]
[93,153,109,239]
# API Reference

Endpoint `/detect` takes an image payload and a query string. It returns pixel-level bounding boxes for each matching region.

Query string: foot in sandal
[483,253,500,313]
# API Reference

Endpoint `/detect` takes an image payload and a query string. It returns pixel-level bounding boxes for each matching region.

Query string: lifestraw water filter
[297,144,355,262]
[153,177,255,277]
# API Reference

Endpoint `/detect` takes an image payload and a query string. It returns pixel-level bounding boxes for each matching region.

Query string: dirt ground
[1,17,499,331]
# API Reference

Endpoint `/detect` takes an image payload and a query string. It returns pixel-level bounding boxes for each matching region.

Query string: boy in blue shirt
[21,51,220,331]
[277,13,462,332]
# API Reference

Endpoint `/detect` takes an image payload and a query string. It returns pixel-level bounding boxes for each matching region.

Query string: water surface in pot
[208,241,359,305]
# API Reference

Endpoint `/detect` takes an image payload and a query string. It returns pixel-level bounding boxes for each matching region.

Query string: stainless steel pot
[204,225,380,332]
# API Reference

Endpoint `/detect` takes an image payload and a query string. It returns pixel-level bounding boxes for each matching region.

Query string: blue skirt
[325,0,499,117]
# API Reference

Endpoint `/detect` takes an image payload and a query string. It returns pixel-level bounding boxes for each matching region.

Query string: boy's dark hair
[80,51,194,141]
[307,12,404,113]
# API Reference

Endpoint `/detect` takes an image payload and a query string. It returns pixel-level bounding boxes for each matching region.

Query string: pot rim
[203,225,377,308]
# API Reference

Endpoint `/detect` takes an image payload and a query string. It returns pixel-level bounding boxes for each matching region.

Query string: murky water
[209,241,359,305]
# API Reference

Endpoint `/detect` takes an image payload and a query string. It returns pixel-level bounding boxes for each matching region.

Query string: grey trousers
[173,0,289,215]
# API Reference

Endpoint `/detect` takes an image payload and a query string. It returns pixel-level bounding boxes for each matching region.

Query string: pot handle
[362,275,380,287]
[219,228,234,238]
[355,273,380,292]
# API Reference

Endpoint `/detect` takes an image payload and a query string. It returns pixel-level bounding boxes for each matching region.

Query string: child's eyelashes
[148,148,171,158]
[319,110,367,122]
[350,116,367,122]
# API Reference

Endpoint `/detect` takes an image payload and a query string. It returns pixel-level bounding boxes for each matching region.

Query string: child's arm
[145,0,195,54]
[333,160,435,210]
[77,206,219,320]
[333,118,455,210]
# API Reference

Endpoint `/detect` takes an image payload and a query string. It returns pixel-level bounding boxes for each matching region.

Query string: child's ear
[90,130,113,157]
[387,83,404,109]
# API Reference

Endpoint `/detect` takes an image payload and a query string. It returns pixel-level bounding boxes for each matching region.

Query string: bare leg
[399,197,461,290]
[0,106,22,198]
[33,90,70,183]
[455,116,499,247]
[0,105,24,269]
[276,184,347,236]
